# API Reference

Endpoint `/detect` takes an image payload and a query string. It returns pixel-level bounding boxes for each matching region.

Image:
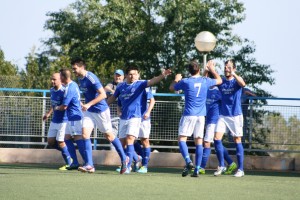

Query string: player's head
[185,60,200,76]
[114,69,124,84]
[207,71,214,79]
[59,68,72,84]
[224,59,236,77]
[71,57,86,77]
[51,73,61,88]
[125,65,140,83]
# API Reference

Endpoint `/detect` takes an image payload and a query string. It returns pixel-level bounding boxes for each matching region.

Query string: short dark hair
[185,60,200,75]
[125,65,139,75]
[71,57,86,67]
[59,68,72,79]
[225,59,236,68]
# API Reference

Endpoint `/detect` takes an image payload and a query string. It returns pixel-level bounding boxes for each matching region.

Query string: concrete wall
[0,148,299,171]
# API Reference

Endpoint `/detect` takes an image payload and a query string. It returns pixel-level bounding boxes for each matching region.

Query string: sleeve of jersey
[113,86,120,98]
[63,86,72,106]
[147,90,154,99]
[174,80,183,91]
[208,78,217,87]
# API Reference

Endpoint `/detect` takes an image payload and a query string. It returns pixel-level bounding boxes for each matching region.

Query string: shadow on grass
[0,163,299,177]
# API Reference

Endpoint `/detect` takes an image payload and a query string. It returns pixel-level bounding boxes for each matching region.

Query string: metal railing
[1,88,300,155]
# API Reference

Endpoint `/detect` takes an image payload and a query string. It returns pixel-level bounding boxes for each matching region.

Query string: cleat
[199,168,205,175]
[182,162,194,177]
[191,168,199,177]
[137,166,148,174]
[224,162,237,175]
[78,165,95,173]
[120,156,129,174]
[233,169,245,177]
[132,155,142,172]
[124,168,131,174]
[66,163,80,170]
[115,166,121,173]
[59,165,69,171]
[214,166,227,176]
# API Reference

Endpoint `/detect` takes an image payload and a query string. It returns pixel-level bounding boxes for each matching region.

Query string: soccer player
[136,87,155,173]
[107,65,171,174]
[55,69,86,171]
[213,59,246,177]
[169,60,222,177]
[71,58,127,174]
[43,73,72,170]
[200,72,237,175]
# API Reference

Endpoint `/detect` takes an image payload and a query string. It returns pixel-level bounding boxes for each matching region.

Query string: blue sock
[214,140,225,167]
[134,141,143,156]
[111,138,127,162]
[179,141,191,165]
[61,146,72,165]
[133,151,139,162]
[83,139,94,167]
[223,145,233,165]
[65,139,79,165]
[195,145,203,169]
[200,147,211,169]
[142,147,151,167]
[75,139,86,165]
[126,144,134,168]
[236,143,244,170]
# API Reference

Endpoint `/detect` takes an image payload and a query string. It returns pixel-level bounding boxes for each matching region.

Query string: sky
[0,0,300,99]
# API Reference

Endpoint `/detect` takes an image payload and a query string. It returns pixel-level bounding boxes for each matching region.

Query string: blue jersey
[174,76,216,116]
[141,87,154,121]
[79,71,109,113]
[63,81,83,121]
[218,77,243,116]
[206,87,221,124]
[50,86,68,123]
[114,80,148,120]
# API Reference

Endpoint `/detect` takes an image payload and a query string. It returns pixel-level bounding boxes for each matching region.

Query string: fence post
[249,97,253,151]
[41,91,47,144]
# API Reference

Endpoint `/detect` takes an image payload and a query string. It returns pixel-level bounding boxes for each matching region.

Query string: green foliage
[41,0,275,94]
[0,48,19,76]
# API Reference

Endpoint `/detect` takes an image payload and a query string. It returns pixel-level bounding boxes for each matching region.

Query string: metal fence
[0,88,300,156]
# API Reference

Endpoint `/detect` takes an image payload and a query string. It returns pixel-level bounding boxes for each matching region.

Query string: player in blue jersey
[71,58,127,174]
[136,87,155,173]
[213,59,246,177]
[169,60,222,177]
[55,69,86,171]
[107,65,171,174]
[43,73,73,170]
[199,72,237,175]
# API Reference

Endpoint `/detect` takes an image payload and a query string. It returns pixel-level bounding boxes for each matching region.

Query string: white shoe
[214,166,227,176]
[233,169,245,177]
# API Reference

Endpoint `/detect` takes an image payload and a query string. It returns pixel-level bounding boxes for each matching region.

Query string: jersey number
[194,83,202,97]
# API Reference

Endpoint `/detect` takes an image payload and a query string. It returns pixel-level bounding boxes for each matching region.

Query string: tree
[43,0,275,94]
[0,48,20,88]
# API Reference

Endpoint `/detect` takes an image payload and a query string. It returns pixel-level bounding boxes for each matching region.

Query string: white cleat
[233,169,245,177]
[214,166,227,176]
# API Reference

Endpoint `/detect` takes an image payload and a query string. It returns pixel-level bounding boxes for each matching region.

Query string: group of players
[44,57,246,177]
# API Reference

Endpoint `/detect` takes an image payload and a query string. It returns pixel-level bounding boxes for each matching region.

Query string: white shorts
[82,109,113,133]
[47,122,67,142]
[215,115,243,137]
[119,118,141,139]
[67,120,83,136]
[178,116,205,138]
[204,123,216,143]
[139,119,151,138]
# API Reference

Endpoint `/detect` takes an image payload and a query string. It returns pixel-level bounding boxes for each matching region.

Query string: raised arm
[206,60,222,85]
[169,74,182,92]
[147,69,172,87]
